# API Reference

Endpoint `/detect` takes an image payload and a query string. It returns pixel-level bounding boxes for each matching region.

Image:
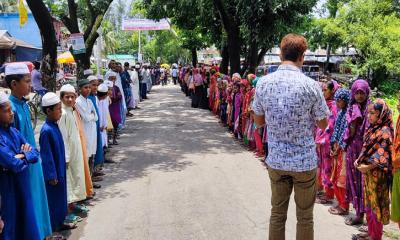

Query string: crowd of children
[178,66,400,240]
[0,61,146,240]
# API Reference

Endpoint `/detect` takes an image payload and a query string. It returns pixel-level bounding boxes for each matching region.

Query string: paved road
[67,84,367,240]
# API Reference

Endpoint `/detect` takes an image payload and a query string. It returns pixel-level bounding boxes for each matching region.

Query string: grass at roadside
[378,79,400,123]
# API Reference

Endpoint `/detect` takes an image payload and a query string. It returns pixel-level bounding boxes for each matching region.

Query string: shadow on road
[95,85,244,200]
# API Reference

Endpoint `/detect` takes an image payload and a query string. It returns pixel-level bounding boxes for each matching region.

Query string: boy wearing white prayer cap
[83,69,94,78]
[87,75,106,177]
[97,83,114,163]
[5,63,53,239]
[39,92,70,232]
[75,79,102,188]
[58,84,93,219]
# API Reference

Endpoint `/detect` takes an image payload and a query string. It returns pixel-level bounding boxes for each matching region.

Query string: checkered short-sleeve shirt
[252,64,329,172]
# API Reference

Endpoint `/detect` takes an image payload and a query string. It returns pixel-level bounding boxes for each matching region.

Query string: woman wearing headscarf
[191,68,204,108]
[208,70,218,110]
[391,97,400,232]
[344,79,371,226]
[241,78,253,146]
[353,99,393,240]
[316,80,340,204]
[329,88,351,215]
[198,71,210,109]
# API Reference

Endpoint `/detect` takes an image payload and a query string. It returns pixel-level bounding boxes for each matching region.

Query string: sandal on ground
[351,233,369,240]
[74,204,90,214]
[65,214,80,224]
[48,233,66,240]
[345,216,364,226]
[328,206,349,216]
[315,195,333,204]
[358,225,368,233]
[59,222,77,231]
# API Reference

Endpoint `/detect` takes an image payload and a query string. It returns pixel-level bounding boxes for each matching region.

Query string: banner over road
[122,18,171,31]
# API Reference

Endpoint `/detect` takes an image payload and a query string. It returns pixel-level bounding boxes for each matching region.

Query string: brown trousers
[267,166,317,240]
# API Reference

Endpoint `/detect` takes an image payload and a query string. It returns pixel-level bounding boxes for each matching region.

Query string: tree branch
[212,0,231,32]
[257,47,267,65]
[63,0,79,33]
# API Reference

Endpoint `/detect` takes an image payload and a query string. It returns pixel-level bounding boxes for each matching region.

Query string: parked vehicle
[302,65,320,81]
[266,65,279,74]
[256,66,266,77]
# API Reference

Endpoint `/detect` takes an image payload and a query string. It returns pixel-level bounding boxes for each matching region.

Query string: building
[0,13,68,63]
[0,30,41,63]
[198,47,221,65]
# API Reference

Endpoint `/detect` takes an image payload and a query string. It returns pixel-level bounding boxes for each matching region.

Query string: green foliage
[336,0,400,79]
[101,0,190,64]
[379,79,400,96]
[239,0,318,53]
[0,0,18,12]
[143,30,190,63]
[307,16,346,50]
[375,79,400,121]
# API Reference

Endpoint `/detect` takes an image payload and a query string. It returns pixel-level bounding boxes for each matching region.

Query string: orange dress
[75,109,94,198]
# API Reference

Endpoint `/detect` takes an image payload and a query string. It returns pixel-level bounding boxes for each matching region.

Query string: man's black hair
[5,74,25,89]
[33,61,41,70]
[97,91,108,98]
[42,104,58,115]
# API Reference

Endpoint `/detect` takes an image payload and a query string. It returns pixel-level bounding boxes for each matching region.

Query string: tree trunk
[371,67,386,89]
[246,39,259,75]
[324,44,331,74]
[220,43,229,74]
[72,31,98,79]
[191,48,198,67]
[26,0,57,92]
[212,0,241,75]
[227,25,241,75]
[72,52,92,80]
[61,1,109,79]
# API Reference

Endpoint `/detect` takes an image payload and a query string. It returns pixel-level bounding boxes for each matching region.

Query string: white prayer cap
[83,69,93,76]
[5,63,30,76]
[0,92,9,105]
[87,75,97,82]
[108,72,117,78]
[104,80,113,88]
[97,74,104,80]
[42,92,61,107]
[98,83,108,93]
[60,84,75,93]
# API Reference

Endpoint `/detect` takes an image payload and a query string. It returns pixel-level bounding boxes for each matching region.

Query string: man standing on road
[31,61,47,96]
[172,66,178,85]
[252,34,329,240]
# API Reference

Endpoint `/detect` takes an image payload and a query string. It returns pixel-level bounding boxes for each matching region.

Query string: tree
[336,0,400,87]
[307,0,347,73]
[26,0,58,91]
[0,0,18,12]
[144,0,318,75]
[237,0,318,74]
[143,0,213,67]
[47,0,115,78]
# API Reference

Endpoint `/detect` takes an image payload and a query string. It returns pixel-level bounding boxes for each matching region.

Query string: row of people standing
[315,79,400,240]
[178,66,266,158]
[0,61,148,240]
[178,63,400,240]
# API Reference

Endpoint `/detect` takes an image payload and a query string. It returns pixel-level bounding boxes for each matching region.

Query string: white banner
[122,18,171,31]
[68,33,86,54]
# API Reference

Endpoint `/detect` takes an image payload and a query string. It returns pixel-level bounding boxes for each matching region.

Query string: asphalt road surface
[66,84,375,240]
